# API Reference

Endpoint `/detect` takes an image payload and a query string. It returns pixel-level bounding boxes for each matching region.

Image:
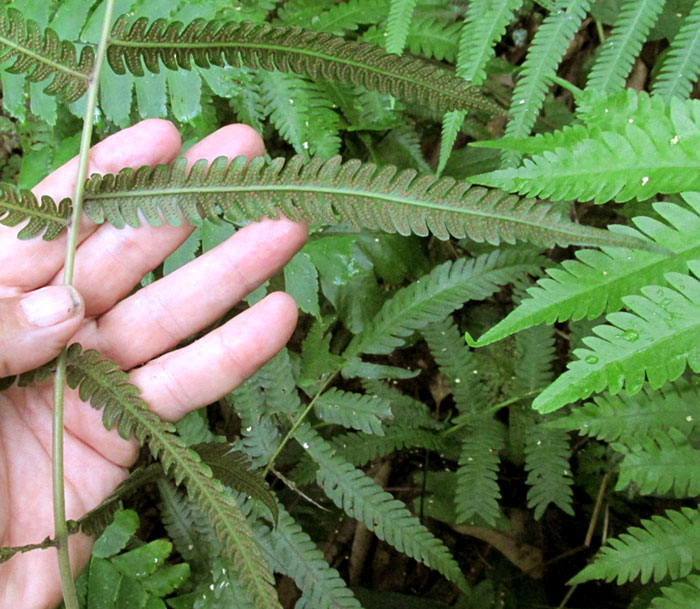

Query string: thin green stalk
[52,2,115,607]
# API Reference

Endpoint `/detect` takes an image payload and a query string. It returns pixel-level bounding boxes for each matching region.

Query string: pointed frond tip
[2,155,657,252]
[0,8,93,102]
[107,15,502,116]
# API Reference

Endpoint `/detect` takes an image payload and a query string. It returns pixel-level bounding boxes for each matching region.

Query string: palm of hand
[0,120,306,609]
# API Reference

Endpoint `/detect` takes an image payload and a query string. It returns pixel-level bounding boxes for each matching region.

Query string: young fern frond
[651,0,700,101]
[475,96,700,202]
[255,504,362,609]
[584,0,664,95]
[385,0,417,55]
[570,507,700,585]
[653,574,700,609]
[0,8,93,102]
[454,415,505,525]
[524,424,574,519]
[107,15,502,116]
[471,198,700,347]
[64,344,281,609]
[314,388,392,435]
[534,261,700,414]
[2,155,654,250]
[343,249,543,360]
[501,0,592,167]
[294,423,467,588]
[615,428,700,497]
[552,378,700,442]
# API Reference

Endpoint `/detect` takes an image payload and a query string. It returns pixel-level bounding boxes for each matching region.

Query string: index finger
[0,119,182,293]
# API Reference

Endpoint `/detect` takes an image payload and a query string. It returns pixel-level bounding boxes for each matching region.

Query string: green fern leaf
[0,183,71,240]
[344,249,543,360]
[304,0,390,35]
[653,574,700,609]
[651,0,700,101]
[533,260,700,414]
[436,110,466,177]
[475,96,700,202]
[501,0,592,167]
[361,379,444,430]
[454,415,505,525]
[524,423,574,519]
[385,0,417,54]
[472,197,700,347]
[4,155,651,250]
[422,316,487,412]
[570,507,700,585]
[107,15,502,116]
[256,504,362,609]
[615,428,700,497]
[258,349,302,416]
[552,378,700,442]
[0,8,93,102]
[456,0,523,85]
[585,0,664,94]
[64,344,281,609]
[315,388,392,435]
[295,423,467,588]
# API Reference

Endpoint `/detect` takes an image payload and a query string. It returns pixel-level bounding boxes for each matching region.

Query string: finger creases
[130,292,298,422]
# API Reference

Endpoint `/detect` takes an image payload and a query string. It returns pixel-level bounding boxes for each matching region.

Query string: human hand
[0,120,307,608]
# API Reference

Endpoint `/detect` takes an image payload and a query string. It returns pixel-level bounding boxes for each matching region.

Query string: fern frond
[552,378,700,442]
[304,0,390,35]
[385,0,417,54]
[74,155,650,250]
[0,8,93,102]
[107,15,502,116]
[512,321,555,393]
[295,423,466,588]
[436,110,466,177]
[64,344,281,609]
[501,0,592,166]
[475,96,700,202]
[0,183,71,240]
[422,316,487,412]
[524,424,574,519]
[256,505,362,609]
[651,0,700,101]
[315,388,392,435]
[653,574,700,609]
[534,260,700,414]
[585,0,664,94]
[570,507,700,585]
[361,379,444,429]
[456,0,523,85]
[615,428,700,497]
[454,415,505,525]
[258,349,301,416]
[344,250,542,360]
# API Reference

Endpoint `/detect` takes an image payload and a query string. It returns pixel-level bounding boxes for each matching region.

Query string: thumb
[0,286,85,377]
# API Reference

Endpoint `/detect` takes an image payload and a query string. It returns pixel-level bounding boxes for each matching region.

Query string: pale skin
[0,119,308,608]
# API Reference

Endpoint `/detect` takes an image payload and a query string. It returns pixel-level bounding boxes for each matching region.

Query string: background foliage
[1,0,700,608]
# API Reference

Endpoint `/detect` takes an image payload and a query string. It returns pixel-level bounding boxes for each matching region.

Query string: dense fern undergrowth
[1,0,700,607]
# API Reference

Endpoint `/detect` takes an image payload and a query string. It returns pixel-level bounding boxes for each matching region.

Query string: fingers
[64,124,266,316]
[130,292,298,421]
[0,119,182,291]
[83,217,307,369]
[0,286,84,377]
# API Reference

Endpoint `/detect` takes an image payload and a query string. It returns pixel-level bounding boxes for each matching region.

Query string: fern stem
[52,1,115,607]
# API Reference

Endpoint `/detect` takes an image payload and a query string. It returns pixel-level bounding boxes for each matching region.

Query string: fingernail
[20,286,82,328]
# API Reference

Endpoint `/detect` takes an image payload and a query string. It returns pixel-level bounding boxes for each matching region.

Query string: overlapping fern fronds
[471,195,700,347]
[63,344,281,609]
[534,260,700,413]
[475,93,700,202]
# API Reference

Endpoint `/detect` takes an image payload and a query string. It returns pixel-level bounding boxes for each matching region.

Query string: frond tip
[0,184,71,240]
